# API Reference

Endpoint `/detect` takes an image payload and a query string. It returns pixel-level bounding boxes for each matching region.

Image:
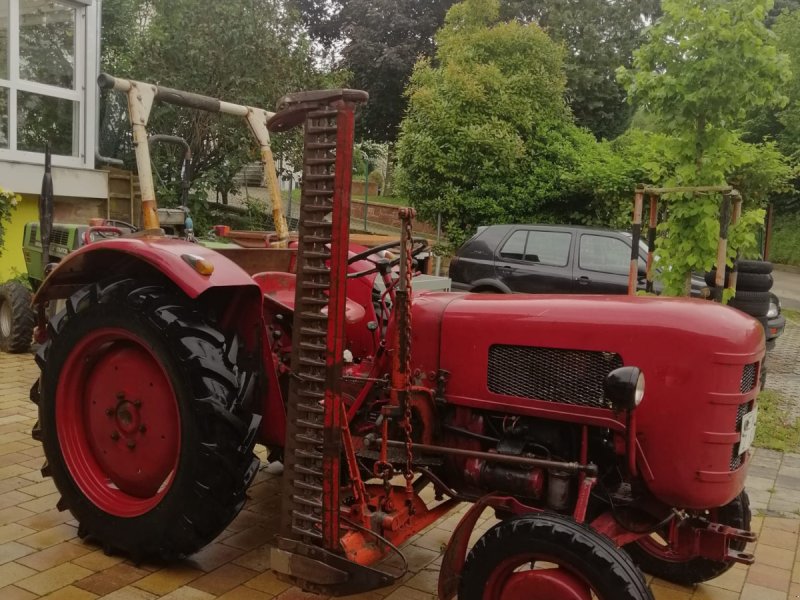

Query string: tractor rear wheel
[625,491,750,585]
[34,279,260,561]
[460,513,653,600]
[0,281,34,353]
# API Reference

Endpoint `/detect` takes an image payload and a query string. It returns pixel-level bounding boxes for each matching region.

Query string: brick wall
[349,199,437,235]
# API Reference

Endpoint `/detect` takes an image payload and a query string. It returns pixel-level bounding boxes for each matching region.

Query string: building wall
[0,194,38,281]
[0,192,107,281]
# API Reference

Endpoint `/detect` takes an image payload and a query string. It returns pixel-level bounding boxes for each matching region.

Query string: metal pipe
[365,437,598,476]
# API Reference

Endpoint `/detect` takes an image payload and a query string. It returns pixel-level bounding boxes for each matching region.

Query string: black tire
[735,272,773,292]
[729,290,770,317]
[34,279,260,561]
[0,281,35,353]
[625,491,750,585]
[460,513,653,600]
[737,259,772,275]
[704,269,773,292]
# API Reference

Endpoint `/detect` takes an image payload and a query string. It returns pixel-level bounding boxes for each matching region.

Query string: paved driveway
[773,267,800,311]
[0,352,798,599]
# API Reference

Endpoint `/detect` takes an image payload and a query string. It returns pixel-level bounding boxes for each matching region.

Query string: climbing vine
[0,187,21,256]
[618,0,792,295]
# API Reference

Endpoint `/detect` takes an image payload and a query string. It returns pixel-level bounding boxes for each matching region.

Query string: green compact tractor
[0,222,88,353]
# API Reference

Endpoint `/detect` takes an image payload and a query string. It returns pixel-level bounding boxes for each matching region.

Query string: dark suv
[449,224,670,294]
[449,223,784,347]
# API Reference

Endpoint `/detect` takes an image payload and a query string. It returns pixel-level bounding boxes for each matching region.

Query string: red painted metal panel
[33,236,259,304]
[410,292,763,510]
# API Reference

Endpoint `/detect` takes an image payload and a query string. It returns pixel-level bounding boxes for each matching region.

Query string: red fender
[33,235,260,304]
[438,495,540,600]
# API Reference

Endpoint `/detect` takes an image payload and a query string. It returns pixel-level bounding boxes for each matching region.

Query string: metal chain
[399,209,416,498]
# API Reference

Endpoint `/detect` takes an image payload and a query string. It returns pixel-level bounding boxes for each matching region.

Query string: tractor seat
[252,271,366,325]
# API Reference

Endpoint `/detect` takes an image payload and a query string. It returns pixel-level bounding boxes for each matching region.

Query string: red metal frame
[320,103,358,550]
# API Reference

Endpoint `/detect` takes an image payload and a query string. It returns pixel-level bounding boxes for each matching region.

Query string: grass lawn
[755,388,800,453]
[770,213,800,267]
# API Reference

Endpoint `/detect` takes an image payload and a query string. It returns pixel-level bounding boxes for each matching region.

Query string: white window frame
[0,0,97,169]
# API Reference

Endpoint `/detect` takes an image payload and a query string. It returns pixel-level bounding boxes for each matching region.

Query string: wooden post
[628,188,644,295]
[727,193,743,294]
[715,194,733,300]
[646,194,658,293]
[764,203,774,260]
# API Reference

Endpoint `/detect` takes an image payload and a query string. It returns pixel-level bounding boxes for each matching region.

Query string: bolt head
[133,400,142,408]
[126,439,136,449]
[111,431,120,440]
[105,407,114,417]
[139,424,147,433]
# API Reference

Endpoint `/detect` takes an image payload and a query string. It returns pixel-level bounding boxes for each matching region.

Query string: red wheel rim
[636,513,715,562]
[56,328,181,517]
[484,554,596,600]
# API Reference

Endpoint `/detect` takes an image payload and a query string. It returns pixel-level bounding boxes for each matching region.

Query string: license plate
[739,407,758,455]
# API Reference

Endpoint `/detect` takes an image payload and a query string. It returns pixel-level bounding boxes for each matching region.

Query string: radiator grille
[29,225,71,247]
[51,228,70,246]
[740,363,757,394]
[730,401,752,471]
[487,345,623,408]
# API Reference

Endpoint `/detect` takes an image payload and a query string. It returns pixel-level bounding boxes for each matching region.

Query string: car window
[499,230,527,261]
[525,230,571,266]
[579,235,644,275]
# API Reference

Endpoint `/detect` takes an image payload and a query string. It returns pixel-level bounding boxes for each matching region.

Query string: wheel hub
[501,570,592,600]
[57,328,181,516]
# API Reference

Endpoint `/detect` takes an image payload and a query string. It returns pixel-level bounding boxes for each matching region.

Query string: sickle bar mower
[267,90,456,595]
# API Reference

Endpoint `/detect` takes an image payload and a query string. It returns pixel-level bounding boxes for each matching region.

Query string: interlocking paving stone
[2,343,800,600]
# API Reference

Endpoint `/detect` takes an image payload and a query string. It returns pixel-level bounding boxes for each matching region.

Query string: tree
[292,0,453,141]
[618,0,792,295]
[294,0,657,142]
[98,0,321,212]
[501,0,660,140]
[395,0,605,247]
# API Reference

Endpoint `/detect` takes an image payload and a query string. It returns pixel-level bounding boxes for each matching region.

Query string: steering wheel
[82,226,125,245]
[103,219,138,233]
[347,238,429,278]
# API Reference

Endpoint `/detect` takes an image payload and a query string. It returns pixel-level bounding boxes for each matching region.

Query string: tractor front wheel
[0,281,34,353]
[625,491,751,585]
[460,513,653,600]
[35,279,260,561]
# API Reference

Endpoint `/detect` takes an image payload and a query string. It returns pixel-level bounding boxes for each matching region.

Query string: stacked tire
[705,260,774,388]
[704,260,773,319]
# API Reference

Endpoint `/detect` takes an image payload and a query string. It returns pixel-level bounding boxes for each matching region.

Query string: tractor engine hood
[411,292,764,510]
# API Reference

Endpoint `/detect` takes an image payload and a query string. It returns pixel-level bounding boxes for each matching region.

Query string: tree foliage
[98,0,321,213]
[618,0,792,295]
[294,0,658,142]
[395,0,612,247]
[501,0,660,140]
[291,0,453,142]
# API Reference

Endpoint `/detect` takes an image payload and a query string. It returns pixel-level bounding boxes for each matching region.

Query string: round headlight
[604,366,645,411]
[634,372,645,406]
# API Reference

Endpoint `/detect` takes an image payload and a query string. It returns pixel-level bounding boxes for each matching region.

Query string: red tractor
[29,77,763,600]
